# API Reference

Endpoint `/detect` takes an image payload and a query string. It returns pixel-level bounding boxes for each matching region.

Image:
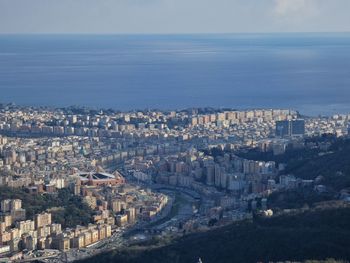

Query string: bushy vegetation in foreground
[0,186,94,228]
[78,207,350,263]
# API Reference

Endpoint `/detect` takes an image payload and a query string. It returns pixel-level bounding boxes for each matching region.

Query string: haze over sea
[1,33,350,116]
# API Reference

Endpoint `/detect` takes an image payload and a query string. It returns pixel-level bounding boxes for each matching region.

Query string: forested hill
[238,136,350,191]
[78,206,350,263]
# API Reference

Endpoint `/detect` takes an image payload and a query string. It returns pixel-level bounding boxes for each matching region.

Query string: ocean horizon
[1,33,350,116]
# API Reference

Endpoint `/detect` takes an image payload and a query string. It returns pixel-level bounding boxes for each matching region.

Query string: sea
[1,33,350,116]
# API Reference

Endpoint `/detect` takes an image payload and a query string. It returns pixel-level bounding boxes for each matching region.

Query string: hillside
[77,206,350,263]
[239,136,350,191]
[0,187,94,228]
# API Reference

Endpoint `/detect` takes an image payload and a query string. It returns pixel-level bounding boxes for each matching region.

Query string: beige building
[16,220,35,235]
[11,209,26,222]
[0,231,11,243]
[0,200,11,213]
[10,228,20,240]
[35,213,52,229]
[37,237,47,250]
[37,225,51,238]
[1,215,12,228]
[50,224,62,235]
[72,234,85,249]
[116,214,128,227]
[52,234,70,251]
[125,208,136,223]
[83,232,92,246]
[21,234,37,251]
[97,225,106,240]
[0,222,6,233]
[90,229,99,244]
[0,199,22,213]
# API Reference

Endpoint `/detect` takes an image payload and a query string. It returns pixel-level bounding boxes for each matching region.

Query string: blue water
[1,33,350,116]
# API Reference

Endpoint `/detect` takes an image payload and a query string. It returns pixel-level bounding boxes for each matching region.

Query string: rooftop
[79,172,115,181]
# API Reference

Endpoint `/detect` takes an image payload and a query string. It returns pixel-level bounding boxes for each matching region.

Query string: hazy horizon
[1,0,350,34]
[1,32,350,36]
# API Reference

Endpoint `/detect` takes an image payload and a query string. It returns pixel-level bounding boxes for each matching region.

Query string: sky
[0,0,350,34]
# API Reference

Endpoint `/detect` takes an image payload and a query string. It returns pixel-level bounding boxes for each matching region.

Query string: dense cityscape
[2,0,350,262]
[0,103,349,262]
